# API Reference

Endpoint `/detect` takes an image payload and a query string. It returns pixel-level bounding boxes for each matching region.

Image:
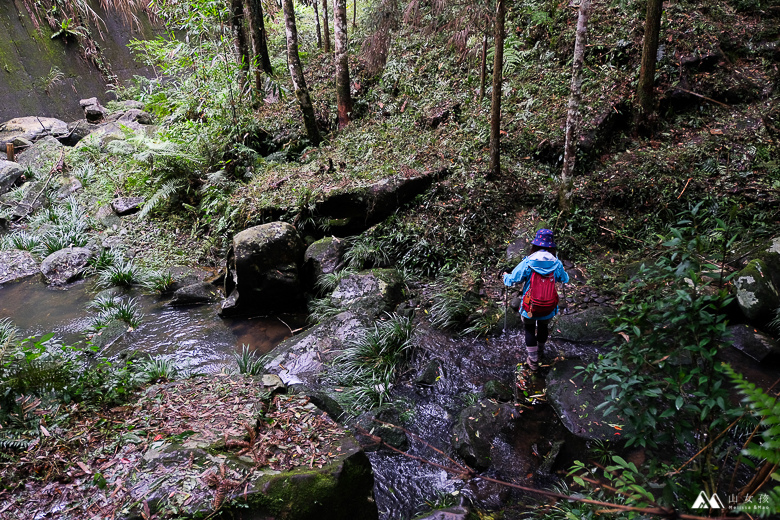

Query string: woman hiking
[503,229,569,370]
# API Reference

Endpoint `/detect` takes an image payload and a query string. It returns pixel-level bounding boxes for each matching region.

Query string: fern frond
[138,179,186,219]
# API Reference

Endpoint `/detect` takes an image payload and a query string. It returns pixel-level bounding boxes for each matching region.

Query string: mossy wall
[0,0,157,122]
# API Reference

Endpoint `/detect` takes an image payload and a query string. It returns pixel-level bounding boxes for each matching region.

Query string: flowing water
[0,277,303,372]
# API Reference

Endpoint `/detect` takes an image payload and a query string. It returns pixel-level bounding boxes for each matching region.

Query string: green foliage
[233,344,270,376]
[429,267,501,336]
[333,314,415,413]
[137,356,184,382]
[724,364,780,517]
[86,295,144,330]
[94,256,149,289]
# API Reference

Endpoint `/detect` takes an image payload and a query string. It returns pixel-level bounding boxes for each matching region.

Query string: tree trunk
[247,0,273,93]
[322,0,331,53]
[334,0,352,129]
[479,31,487,101]
[231,0,251,89]
[313,0,322,49]
[488,0,505,179]
[352,0,357,27]
[559,0,591,212]
[637,0,663,124]
[283,0,322,145]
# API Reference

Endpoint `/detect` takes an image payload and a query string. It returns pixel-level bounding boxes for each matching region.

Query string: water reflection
[0,278,304,372]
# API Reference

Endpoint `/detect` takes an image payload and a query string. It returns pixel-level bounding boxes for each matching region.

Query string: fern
[724,364,780,517]
[138,178,186,219]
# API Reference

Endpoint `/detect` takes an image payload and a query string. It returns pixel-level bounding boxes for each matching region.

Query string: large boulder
[0,159,23,196]
[73,120,150,150]
[1,180,47,219]
[451,399,516,471]
[79,97,108,123]
[734,258,780,325]
[0,116,69,146]
[329,269,404,318]
[221,222,306,317]
[16,135,63,175]
[303,236,346,289]
[40,246,92,285]
[551,307,616,344]
[0,250,38,284]
[756,236,780,291]
[546,359,620,440]
[727,324,780,363]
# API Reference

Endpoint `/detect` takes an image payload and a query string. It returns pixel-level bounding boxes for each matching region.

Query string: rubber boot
[526,345,539,371]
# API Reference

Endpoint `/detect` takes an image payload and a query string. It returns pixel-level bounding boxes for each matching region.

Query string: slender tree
[479,31,488,101]
[247,0,273,93]
[322,0,331,53]
[488,0,505,179]
[637,0,663,125]
[313,0,322,48]
[283,0,322,144]
[334,0,353,128]
[352,0,357,27]
[230,0,251,88]
[559,0,592,212]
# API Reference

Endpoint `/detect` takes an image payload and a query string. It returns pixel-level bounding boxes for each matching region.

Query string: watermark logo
[692,491,725,509]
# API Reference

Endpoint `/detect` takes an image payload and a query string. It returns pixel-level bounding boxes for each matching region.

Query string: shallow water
[0,277,303,372]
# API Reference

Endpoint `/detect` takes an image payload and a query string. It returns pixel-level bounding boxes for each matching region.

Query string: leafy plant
[138,356,183,382]
[333,314,415,413]
[94,257,149,288]
[87,295,143,330]
[233,344,270,376]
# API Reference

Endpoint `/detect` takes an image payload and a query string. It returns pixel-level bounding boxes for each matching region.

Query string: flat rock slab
[728,324,780,362]
[546,359,623,440]
[0,249,38,284]
[40,246,92,285]
[111,196,145,216]
[0,116,69,146]
[551,306,616,344]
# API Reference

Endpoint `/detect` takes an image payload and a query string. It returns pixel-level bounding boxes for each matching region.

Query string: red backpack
[522,271,559,317]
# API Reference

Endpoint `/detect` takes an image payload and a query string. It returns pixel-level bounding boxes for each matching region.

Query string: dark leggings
[523,318,549,347]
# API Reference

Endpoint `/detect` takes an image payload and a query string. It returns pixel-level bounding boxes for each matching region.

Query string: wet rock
[552,306,616,344]
[354,404,409,451]
[292,386,346,420]
[734,258,780,326]
[303,236,346,289]
[16,135,63,175]
[483,379,514,402]
[0,250,38,284]
[0,159,23,196]
[0,116,69,146]
[40,246,92,285]
[329,269,404,318]
[169,282,222,306]
[416,359,442,386]
[111,196,145,216]
[413,506,470,520]
[451,399,516,471]
[546,359,618,440]
[506,235,531,265]
[80,97,108,123]
[221,222,305,317]
[727,324,780,363]
[267,310,369,388]
[165,266,213,292]
[89,319,130,349]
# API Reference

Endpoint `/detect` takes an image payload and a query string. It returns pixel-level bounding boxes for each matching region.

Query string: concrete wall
[0,0,158,122]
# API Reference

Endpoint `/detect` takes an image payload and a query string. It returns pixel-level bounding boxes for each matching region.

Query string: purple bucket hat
[531,228,556,248]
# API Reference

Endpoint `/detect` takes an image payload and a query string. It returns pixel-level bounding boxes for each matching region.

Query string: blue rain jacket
[503,251,570,320]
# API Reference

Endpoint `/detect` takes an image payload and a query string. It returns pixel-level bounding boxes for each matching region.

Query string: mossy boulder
[0,116,68,146]
[546,359,621,440]
[734,258,780,326]
[329,269,404,318]
[354,403,409,451]
[451,399,516,471]
[16,135,63,175]
[303,236,346,289]
[551,307,616,344]
[755,236,780,292]
[221,222,306,317]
